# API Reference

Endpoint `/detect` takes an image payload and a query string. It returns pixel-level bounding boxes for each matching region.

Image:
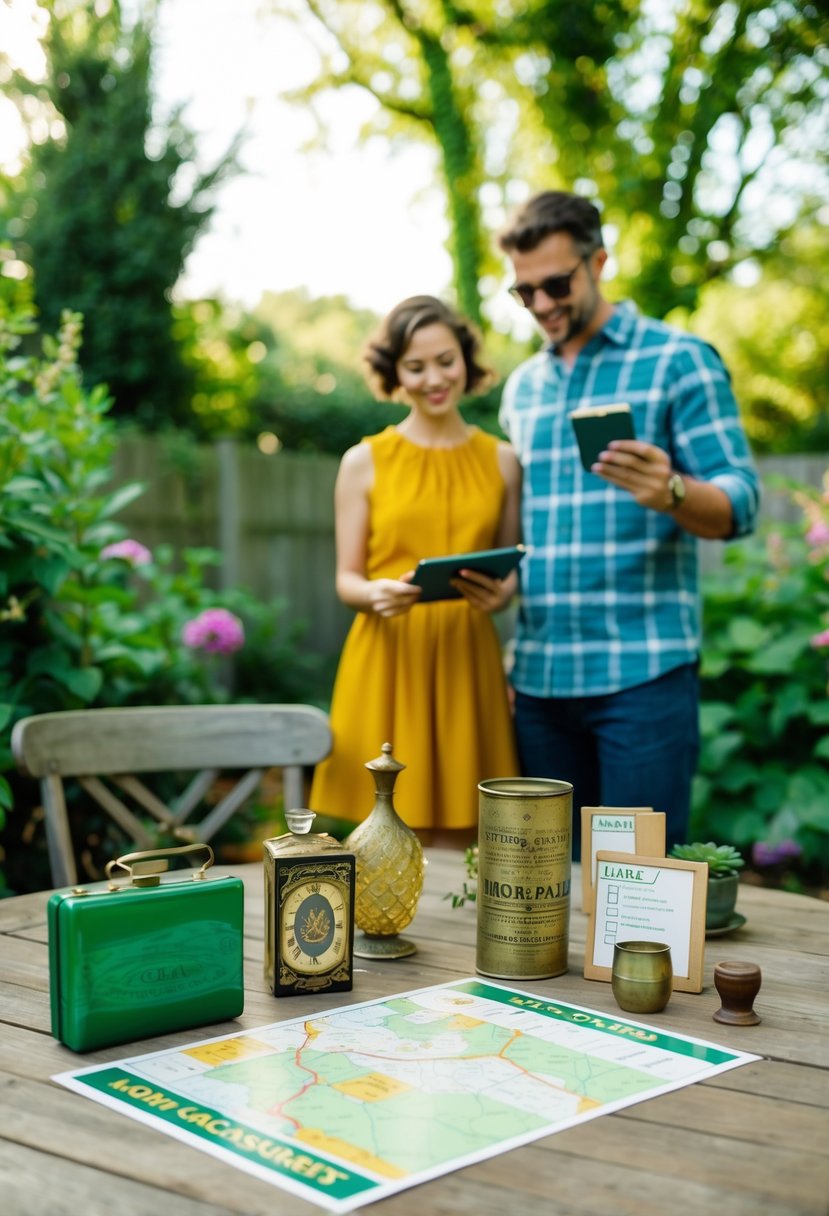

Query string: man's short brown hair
[498,191,604,256]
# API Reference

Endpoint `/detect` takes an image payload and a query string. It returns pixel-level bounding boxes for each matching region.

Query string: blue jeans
[514,663,699,860]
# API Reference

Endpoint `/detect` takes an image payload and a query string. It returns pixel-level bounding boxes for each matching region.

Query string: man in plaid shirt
[498,191,760,856]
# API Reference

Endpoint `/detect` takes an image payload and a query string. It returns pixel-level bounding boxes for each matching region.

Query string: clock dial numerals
[281,880,349,975]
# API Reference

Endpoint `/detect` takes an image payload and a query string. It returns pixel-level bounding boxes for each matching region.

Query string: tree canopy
[0,0,239,428]
[278,0,828,319]
[1,1,825,451]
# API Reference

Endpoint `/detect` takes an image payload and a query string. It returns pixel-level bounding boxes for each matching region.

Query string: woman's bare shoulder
[340,439,373,469]
[337,439,375,492]
[496,438,522,480]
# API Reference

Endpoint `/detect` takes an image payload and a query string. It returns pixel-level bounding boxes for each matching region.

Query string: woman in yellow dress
[309,296,522,845]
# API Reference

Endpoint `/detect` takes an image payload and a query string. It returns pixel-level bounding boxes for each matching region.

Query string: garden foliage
[0,302,318,894]
[693,474,829,884]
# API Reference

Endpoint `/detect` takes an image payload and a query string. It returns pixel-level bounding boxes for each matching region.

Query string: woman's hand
[451,568,517,613]
[367,574,422,618]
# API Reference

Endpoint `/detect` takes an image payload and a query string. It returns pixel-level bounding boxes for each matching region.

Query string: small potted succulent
[669,841,745,930]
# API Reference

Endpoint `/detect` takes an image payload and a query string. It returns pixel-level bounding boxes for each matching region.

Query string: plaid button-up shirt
[499,301,760,698]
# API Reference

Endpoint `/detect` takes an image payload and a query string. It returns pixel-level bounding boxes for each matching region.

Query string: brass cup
[611,941,673,1014]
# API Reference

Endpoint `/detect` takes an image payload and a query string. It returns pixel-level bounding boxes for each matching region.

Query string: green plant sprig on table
[443,844,479,908]
[670,841,745,877]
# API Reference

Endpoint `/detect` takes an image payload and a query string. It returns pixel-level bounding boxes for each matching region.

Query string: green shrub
[0,303,320,894]
[693,473,829,888]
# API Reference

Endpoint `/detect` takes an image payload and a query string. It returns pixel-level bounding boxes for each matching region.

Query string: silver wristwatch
[667,472,686,510]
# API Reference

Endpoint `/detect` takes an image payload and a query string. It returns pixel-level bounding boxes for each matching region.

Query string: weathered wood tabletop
[1,850,827,1216]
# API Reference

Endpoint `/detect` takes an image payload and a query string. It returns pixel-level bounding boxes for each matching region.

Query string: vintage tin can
[476,777,573,980]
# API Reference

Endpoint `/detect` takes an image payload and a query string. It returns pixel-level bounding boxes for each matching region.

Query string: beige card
[584,852,708,993]
[580,807,665,912]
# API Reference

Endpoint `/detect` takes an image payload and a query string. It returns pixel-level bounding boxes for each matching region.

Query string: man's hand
[593,439,735,539]
[592,439,675,511]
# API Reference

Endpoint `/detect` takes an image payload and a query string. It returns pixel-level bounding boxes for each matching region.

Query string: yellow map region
[576,1094,602,1115]
[333,1072,412,1103]
[184,1037,272,1066]
[296,1126,407,1179]
[446,1014,484,1030]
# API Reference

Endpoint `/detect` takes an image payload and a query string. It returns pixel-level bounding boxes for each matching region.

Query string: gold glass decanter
[344,742,425,959]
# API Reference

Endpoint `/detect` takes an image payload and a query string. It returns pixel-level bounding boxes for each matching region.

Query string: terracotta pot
[706,872,739,930]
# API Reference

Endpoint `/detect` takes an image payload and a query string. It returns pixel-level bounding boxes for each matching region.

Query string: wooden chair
[12,703,332,888]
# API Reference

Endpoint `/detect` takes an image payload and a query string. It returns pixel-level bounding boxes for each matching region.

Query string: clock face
[280,878,350,976]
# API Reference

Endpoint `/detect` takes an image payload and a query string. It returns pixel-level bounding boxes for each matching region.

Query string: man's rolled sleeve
[671,341,761,540]
[710,471,761,539]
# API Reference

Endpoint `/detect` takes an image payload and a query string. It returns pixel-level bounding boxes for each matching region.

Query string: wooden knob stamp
[713,960,762,1025]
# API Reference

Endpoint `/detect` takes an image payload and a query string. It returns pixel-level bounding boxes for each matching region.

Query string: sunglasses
[509,257,585,308]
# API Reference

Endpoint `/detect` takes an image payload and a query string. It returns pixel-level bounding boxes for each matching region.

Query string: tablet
[411,545,526,603]
[570,403,636,471]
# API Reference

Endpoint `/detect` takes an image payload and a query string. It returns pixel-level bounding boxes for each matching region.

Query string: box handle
[105,842,215,890]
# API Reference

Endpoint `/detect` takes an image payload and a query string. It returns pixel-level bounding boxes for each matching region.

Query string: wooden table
[2,851,828,1216]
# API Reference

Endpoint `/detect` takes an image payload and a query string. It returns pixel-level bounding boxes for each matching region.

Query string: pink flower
[752,839,802,867]
[811,628,829,649]
[806,521,829,547]
[100,539,152,566]
[765,531,788,571]
[182,608,245,655]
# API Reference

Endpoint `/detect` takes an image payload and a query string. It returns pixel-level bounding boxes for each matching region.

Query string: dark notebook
[570,404,636,471]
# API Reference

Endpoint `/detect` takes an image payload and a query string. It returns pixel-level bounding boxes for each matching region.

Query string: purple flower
[100,539,152,566]
[752,839,802,867]
[182,608,245,655]
[806,521,829,547]
[811,628,829,649]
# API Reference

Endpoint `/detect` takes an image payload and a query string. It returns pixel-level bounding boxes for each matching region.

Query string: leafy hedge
[693,474,829,887]
[0,303,321,895]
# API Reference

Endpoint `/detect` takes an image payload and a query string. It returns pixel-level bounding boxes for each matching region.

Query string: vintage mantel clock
[264,809,355,997]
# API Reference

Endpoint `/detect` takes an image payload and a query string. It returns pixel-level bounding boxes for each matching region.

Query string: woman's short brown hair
[364,295,495,399]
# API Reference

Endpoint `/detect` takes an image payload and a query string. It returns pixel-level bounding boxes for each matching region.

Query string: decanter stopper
[345,743,425,959]
[284,808,316,835]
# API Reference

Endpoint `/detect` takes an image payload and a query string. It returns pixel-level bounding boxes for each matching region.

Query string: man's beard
[552,282,599,349]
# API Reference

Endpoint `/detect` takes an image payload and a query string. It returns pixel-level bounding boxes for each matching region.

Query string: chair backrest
[12,704,332,888]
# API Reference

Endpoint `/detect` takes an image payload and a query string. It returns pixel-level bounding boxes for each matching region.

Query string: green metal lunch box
[48,844,244,1052]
